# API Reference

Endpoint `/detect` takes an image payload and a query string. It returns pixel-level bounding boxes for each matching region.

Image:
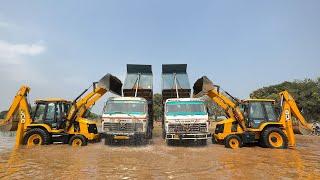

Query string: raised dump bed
[123,64,153,100]
[123,64,153,122]
[161,64,191,102]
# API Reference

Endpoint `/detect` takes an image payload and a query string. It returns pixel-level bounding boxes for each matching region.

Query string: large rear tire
[261,127,288,149]
[23,128,51,146]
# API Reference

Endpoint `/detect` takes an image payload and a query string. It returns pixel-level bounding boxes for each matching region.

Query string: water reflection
[0,131,319,179]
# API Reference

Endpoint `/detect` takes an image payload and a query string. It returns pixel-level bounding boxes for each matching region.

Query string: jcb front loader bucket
[193,76,216,97]
[97,74,122,96]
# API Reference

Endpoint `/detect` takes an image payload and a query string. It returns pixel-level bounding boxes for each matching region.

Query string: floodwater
[0,123,319,180]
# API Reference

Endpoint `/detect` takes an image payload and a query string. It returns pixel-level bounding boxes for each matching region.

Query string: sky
[0,1,319,113]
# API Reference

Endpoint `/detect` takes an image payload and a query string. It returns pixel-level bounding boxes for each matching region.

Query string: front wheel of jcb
[225,135,242,149]
[69,135,88,147]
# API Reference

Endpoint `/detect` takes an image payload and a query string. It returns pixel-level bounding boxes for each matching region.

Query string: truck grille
[168,123,207,133]
[103,122,143,132]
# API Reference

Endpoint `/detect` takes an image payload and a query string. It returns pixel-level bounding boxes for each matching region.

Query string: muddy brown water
[0,124,319,179]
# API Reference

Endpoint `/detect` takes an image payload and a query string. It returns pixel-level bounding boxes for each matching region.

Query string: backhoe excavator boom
[279,90,313,147]
[0,86,32,145]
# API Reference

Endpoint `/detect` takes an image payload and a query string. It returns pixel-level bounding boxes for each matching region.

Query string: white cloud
[0,40,46,64]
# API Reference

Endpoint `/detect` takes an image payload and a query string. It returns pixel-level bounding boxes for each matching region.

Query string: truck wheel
[212,136,217,144]
[69,135,87,146]
[104,136,113,145]
[261,127,288,149]
[200,139,207,146]
[23,128,51,146]
[225,135,242,149]
[166,139,174,146]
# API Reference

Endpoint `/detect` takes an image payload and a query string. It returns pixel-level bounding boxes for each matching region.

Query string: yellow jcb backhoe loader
[193,76,314,149]
[0,74,122,147]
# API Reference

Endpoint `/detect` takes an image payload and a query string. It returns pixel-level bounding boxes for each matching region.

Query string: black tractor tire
[68,135,88,146]
[261,127,288,149]
[23,128,51,146]
[225,134,242,149]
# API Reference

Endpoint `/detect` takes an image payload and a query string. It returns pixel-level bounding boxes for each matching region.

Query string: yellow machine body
[0,74,122,147]
[193,76,313,149]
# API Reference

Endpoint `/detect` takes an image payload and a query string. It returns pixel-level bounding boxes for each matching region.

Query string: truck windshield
[104,100,146,115]
[166,101,207,116]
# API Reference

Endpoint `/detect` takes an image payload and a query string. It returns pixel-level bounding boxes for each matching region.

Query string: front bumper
[166,133,211,140]
[86,133,100,141]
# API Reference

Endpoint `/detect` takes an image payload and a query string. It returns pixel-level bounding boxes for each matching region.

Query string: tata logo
[184,124,190,132]
[120,123,126,130]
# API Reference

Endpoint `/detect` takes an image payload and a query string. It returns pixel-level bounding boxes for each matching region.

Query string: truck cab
[164,98,210,144]
[102,97,149,144]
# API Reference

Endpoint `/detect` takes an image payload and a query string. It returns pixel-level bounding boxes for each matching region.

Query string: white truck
[102,97,149,144]
[164,98,210,145]
[161,64,210,145]
[102,64,153,145]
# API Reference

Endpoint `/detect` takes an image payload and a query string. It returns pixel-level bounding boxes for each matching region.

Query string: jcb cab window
[34,104,46,121]
[249,102,265,119]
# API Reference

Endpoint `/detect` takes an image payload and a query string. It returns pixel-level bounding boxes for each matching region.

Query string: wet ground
[0,123,319,180]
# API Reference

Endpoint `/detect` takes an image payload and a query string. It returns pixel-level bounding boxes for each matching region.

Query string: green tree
[153,93,163,121]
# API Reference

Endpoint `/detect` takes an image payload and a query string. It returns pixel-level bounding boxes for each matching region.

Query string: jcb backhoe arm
[66,74,122,129]
[0,86,33,145]
[193,76,247,131]
[279,90,313,147]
